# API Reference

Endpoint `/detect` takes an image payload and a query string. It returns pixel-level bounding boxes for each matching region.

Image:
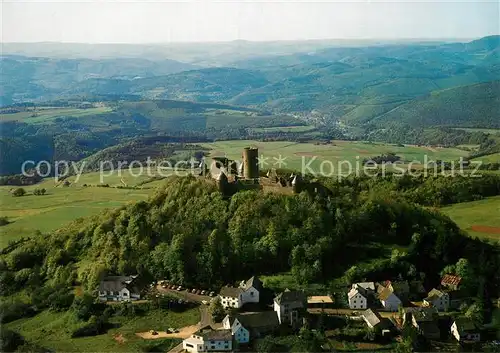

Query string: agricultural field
[5,307,199,352]
[472,153,500,164]
[0,172,169,248]
[0,106,112,123]
[203,140,470,175]
[441,196,500,242]
[249,125,317,133]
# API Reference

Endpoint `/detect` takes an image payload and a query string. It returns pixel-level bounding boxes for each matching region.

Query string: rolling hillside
[370,81,500,128]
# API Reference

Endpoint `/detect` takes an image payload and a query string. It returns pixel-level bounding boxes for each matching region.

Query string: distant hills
[1,36,499,149]
[370,81,500,128]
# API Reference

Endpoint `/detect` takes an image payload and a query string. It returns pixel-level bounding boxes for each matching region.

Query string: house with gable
[223,311,279,344]
[423,288,449,311]
[403,307,440,340]
[378,287,402,311]
[348,286,368,310]
[219,276,262,309]
[273,289,306,327]
[451,318,481,342]
[182,326,233,353]
[98,275,143,302]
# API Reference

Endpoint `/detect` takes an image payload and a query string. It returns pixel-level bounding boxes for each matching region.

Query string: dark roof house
[274,289,306,305]
[220,286,244,298]
[227,312,279,334]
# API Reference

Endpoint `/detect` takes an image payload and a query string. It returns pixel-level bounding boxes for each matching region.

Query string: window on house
[250,291,254,296]
[186,344,194,348]
[123,292,128,296]
[114,291,119,295]
[211,345,215,350]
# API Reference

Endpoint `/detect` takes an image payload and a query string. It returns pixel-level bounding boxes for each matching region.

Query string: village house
[182,326,233,353]
[273,289,306,327]
[378,287,402,311]
[348,286,369,310]
[451,318,481,342]
[441,274,462,291]
[98,275,142,302]
[423,288,450,311]
[223,311,279,344]
[219,276,262,309]
[307,295,335,309]
[361,308,392,331]
[383,280,410,303]
[403,307,440,340]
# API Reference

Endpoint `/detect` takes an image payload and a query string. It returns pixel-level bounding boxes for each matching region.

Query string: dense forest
[2,174,499,317]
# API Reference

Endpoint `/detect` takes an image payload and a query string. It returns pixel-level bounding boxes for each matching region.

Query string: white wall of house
[222,317,250,344]
[273,301,282,323]
[98,288,139,302]
[348,291,367,309]
[220,295,241,309]
[381,293,401,311]
[240,286,259,304]
[183,336,232,352]
[274,301,301,325]
[183,337,204,353]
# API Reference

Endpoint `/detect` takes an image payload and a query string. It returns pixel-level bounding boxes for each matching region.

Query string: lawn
[5,308,199,352]
[0,178,159,248]
[202,140,469,175]
[441,196,500,242]
[472,153,500,164]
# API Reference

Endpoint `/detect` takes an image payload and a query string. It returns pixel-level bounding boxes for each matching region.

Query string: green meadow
[0,178,156,248]
[203,140,469,174]
[442,196,500,242]
[5,307,199,353]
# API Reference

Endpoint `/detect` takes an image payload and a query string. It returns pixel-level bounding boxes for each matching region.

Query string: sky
[1,0,499,43]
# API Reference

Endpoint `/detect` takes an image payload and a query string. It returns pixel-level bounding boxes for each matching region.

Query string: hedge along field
[202,140,470,175]
[441,195,500,242]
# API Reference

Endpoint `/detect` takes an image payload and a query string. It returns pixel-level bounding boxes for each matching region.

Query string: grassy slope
[5,308,199,352]
[441,196,500,242]
[0,175,160,247]
[202,140,469,173]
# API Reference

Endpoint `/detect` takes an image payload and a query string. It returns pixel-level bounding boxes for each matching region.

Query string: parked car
[202,300,208,305]
[209,291,215,297]
[201,290,206,295]
[196,290,201,295]
[177,286,182,291]
[150,330,158,335]
[191,289,197,294]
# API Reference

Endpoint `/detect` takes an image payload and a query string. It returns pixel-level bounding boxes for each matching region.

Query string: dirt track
[136,325,199,339]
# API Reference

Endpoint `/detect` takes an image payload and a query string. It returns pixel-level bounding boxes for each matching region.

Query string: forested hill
[369,81,500,128]
[2,175,499,305]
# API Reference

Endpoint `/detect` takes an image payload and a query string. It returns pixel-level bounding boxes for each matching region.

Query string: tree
[12,188,26,197]
[208,297,225,322]
[33,188,46,196]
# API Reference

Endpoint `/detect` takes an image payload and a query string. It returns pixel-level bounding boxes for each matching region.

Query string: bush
[0,329,25,352]
[0,302,36,324]
[0,216,10,226]
[33,188,46,196]
[12,188,26,197]
[71,315,109,338]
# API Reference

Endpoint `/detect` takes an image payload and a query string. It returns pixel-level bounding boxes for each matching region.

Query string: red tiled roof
[441,274,462,286]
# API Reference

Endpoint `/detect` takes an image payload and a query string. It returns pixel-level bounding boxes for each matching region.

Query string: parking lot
[155,281,215,303]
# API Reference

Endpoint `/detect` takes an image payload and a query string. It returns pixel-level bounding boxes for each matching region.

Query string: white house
[98,275,142,302]
[348,287,368,309]
[223,315,250,344]
[222,311,279,344]
[273,289,306,327]
[182,326,233,353]
[423,288,449,311]
[219,276,262,309]
[451,319,480,342]
[378,288,402,311]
